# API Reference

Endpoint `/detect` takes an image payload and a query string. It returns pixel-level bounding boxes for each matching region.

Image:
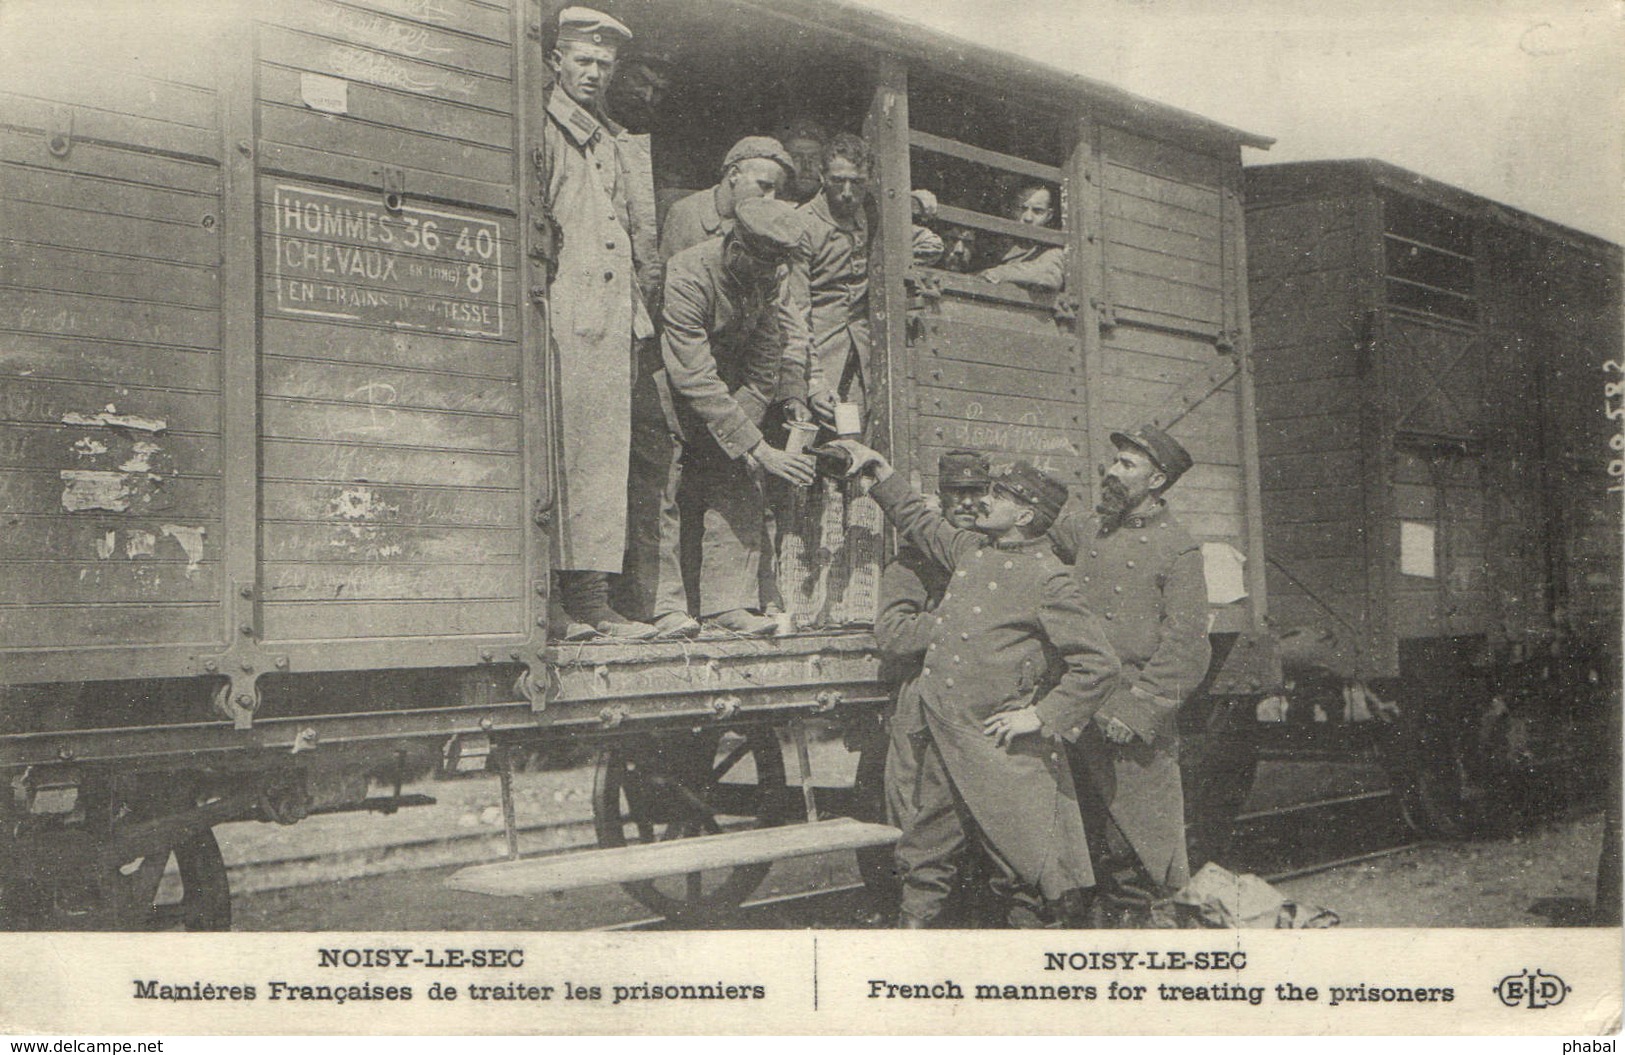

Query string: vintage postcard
[0,0,1619,1037]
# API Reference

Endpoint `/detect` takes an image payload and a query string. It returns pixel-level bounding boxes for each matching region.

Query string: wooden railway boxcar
[0,0,1276,927]
[1245,160,1622,829]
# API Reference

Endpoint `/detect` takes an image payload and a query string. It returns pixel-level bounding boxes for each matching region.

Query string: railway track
[614,788,1433,930]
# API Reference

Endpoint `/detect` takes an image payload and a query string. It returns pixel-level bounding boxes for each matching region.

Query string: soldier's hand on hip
[1099,715,1137,745]
[748,442,816,486]
[983,707,1041,748]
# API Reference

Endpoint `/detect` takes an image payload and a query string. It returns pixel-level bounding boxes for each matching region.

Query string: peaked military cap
[732,197,804,258]
[721,136,796,179]
[938,448,990,489]
[1110,424,1194,486]
[991,460,1069,521]
[557,7,632,47]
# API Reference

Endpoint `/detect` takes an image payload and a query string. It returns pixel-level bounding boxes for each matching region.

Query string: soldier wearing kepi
[540,7,657,639]
[873,450,990,913]
[1050,425,1212,925]
[838,441,1121,928]
[651,197,816,638]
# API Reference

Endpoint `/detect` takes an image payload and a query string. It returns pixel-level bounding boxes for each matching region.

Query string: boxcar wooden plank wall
[1095,124,1255,632]
[1243,191,1374,668]
[252,0,526,645]
[0,8,229,659]
[1248,160,1623,677]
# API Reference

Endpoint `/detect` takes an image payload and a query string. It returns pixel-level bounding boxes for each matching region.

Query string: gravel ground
[227,749,1610,930]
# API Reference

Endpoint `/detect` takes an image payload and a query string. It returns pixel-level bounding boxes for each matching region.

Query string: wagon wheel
[102,826,232,931]
[1374,699,1466,839]
[592,727,787,920]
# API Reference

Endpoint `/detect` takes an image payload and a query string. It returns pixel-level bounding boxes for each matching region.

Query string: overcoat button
[1114,585,1122,594]
[973,606,981,614]
[928,643,937,651]
[1069,727,1081,738]
[960,632,969,640]
[1089,550,1098,558]
[958,570,967,577]
[945,678,955,687]
[604,271,615,281]
[923,667,931,676]
[605,240,617,249]
[988,582,998,591]
[1105,613,1115,620]
[1126,560,1135,568]
[1004,560,1013,569]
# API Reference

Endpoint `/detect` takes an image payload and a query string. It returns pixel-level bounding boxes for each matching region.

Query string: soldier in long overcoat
[541,8,658,636]
[873,450,990,914]
[1050,425,1212,923]
[841,443,1122,927]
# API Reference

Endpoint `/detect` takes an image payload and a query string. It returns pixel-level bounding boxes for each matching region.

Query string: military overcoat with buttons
[542,87,657,572]
[870,474,1123,900]
[1050,501,1211,890]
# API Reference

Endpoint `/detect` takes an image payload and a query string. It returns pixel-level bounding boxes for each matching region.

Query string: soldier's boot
[558,571,657,640]
[1051,887,1097,929]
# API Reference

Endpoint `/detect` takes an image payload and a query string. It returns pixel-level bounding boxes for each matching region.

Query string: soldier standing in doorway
[540,7,658,639]
[650,198,817,638]
[1050,425,1212,926]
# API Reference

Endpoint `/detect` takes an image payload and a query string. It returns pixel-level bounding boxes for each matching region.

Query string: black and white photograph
[0,0,1619,1037]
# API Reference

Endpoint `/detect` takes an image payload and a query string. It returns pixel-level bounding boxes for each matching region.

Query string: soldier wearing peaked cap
[1049,424,1211,926]
[869,449,990,913]
[660,137,799,263]
[837,442,1122,928]
[540,6,660,638]
[649,197,817,639]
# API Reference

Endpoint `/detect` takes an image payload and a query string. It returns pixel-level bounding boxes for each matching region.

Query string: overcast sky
[854,0,1624,243]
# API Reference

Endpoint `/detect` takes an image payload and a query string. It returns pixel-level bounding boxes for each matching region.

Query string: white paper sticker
[1200,541,1249,605]
[301,72,349,115]
[1400,519,1437,578]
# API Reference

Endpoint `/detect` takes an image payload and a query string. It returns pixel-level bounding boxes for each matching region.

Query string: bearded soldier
[1050,425,1211,926]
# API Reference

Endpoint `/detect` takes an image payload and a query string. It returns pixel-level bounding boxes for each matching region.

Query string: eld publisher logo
[1494,969,1570,1009]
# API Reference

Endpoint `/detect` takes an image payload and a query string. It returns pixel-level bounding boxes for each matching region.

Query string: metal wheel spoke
[710,740,753,784]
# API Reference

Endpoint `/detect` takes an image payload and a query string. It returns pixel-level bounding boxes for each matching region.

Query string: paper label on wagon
[272,183,505,338]
[300,72,349,114]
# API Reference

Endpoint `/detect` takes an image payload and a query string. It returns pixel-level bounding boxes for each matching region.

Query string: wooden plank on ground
[447,819,903,897]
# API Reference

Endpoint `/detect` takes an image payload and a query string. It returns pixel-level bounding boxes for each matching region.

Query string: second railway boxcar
[1244,159,1622,831]
[0,0,1275,928]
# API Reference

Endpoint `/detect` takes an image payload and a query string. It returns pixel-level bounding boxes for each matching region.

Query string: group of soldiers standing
[540,7,1213,926]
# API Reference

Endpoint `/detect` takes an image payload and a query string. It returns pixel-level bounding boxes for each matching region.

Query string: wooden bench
[446,817,900,898]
